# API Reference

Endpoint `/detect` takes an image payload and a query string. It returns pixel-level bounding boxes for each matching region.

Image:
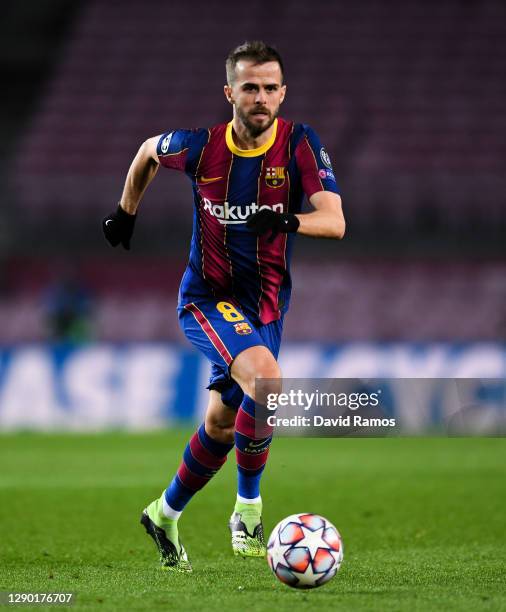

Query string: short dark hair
[226,41,284,85]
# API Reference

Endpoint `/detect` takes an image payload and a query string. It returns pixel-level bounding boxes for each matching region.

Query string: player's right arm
[103,129,205,249]
[119,136,161,215]
[101,136,161,250]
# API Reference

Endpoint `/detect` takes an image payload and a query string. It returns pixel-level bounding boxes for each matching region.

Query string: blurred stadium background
[0,0,504,430]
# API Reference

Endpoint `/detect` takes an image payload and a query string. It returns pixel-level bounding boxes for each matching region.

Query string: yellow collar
[225,119,278,157]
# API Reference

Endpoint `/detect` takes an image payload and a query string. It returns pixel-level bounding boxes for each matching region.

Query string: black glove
[102,204,137,250]
[246,209,300,243]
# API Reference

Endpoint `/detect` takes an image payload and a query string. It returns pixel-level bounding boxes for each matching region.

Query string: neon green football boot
[229,500,266,557]
[140,494,192,572]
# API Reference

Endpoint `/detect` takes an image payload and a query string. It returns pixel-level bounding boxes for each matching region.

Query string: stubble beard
[236,105,279,139]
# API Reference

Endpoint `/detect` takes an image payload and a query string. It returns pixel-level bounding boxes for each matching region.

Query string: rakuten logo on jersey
[203,198,283,225]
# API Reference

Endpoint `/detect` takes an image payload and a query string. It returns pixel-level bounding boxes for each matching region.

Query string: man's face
[224,60,286,138]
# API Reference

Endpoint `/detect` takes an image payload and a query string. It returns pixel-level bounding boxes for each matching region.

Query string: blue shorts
[178,297,283,409]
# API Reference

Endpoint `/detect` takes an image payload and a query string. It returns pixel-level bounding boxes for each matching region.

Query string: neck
[231,115,276,150]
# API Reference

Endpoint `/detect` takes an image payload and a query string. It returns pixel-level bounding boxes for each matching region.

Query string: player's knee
[205,414,235,444]
[247,358,281,402]
[256,359,281,381]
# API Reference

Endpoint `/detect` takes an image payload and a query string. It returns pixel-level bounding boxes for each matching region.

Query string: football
[267,513,343,589]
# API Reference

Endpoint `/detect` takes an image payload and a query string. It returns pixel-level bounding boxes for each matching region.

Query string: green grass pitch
[0,433,504,611]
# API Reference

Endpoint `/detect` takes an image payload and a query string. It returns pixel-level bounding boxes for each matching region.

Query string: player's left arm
[246,125,346,242]
[292,125,345,239]
[295,191,345,239]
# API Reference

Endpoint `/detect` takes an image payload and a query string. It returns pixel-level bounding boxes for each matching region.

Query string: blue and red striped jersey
[156,117,339,325]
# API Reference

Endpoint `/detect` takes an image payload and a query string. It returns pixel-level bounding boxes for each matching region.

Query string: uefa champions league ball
[267,513,343,589]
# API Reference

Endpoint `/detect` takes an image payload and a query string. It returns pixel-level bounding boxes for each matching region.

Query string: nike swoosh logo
[248,440,268,448]
[199,176,223,183]
[105,219,113,226]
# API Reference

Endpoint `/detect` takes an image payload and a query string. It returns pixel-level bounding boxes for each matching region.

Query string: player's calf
[228,348,281,557]
[230,394,274,558]
[141,422,234,570]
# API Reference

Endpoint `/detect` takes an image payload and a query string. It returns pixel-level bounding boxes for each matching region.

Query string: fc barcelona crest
[265,167,286,188]
[234,322,253,335]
